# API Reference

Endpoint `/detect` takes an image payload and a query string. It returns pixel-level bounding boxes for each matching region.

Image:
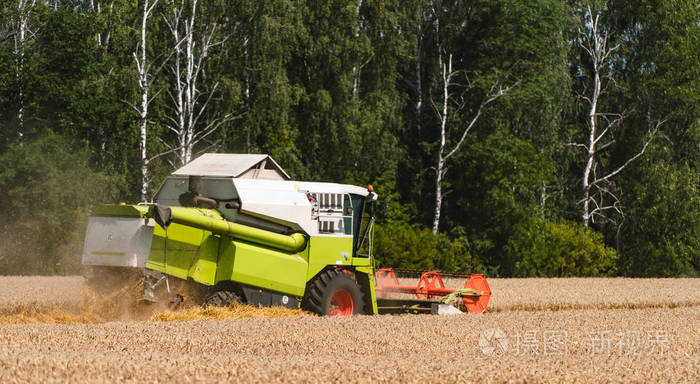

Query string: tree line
[0,0,697,277]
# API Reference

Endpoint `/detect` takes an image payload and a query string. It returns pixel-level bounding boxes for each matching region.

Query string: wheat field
[0,275,698,383]
[0,276,84,315]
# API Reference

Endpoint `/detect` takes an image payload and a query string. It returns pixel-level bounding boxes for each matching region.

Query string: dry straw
[2,276,700,324]
[0,306,697,383]
[0,276,699,382]
[150,303,307,322]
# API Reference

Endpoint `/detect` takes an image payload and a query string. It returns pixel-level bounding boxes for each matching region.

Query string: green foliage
[0,0,697,276]
[450,130,556,275]
[0,133,119,275]
[374,222,484,273]
[619,159,700,277]
[509,219,618,277]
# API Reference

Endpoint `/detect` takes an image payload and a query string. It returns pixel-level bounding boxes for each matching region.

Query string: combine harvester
[82,154,490,316]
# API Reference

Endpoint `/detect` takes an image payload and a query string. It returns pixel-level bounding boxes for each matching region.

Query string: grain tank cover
[232,179,372,236]
[172,153,289,180]
[232,179,314,234]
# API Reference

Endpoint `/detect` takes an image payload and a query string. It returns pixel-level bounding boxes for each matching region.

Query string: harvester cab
[82,154,489,316]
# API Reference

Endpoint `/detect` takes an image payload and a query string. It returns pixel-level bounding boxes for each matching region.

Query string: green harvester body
[82,154,489,315]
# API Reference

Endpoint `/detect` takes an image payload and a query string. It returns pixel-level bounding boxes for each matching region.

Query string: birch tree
[89,0,115,48]
[350,0,371,99]
[131,0,164,203]
[164,0,235,167]
[431,52,517,234]
[573,5,662,226]
[13,0,36,139]
[412,2,427,134]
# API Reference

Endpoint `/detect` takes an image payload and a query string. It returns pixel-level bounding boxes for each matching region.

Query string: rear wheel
[303,269,364,316]
[204,290,241,307]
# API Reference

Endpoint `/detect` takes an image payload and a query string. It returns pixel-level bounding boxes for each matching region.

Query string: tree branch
[443,80,519,161]
[591,119,665,188]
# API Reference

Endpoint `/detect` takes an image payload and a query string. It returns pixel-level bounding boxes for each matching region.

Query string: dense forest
[0,0,697,277]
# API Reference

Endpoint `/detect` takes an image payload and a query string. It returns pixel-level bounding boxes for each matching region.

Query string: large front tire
[303,269,365,316]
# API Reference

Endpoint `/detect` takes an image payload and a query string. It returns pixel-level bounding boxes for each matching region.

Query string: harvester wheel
[303,269,364,317]
[205,290,241,307]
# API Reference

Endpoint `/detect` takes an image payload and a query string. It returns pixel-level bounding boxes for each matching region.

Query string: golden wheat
[2,276,700,324]
[0,276,305,324]
[1,276,699,382]
[150,303,307,322]
[486,277,700,311]
[0,307,697,383]
[0,276,83,314]
[391,276,700,311]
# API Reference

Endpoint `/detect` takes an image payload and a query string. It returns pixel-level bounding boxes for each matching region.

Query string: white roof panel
[172,153,289,179]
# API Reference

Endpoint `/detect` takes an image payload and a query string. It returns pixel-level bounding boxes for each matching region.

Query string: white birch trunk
[167,2,186,167]
[432,54,450,234]
[183,0,196,165]
[581,49,601,226]
[352,65,359,98]
[105,1,114,48]
[351,58,371,100]
[576,6,660,226]
[14,0,36,139]
[90,1,114,48]
[430,49,517,233]
[135,0,159,203]
[243,36,250,108]
[174,14,186,166]
[165,0,231,167]
[138,0,150,203]
[414,20,422,133]
[90,0,100,45]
